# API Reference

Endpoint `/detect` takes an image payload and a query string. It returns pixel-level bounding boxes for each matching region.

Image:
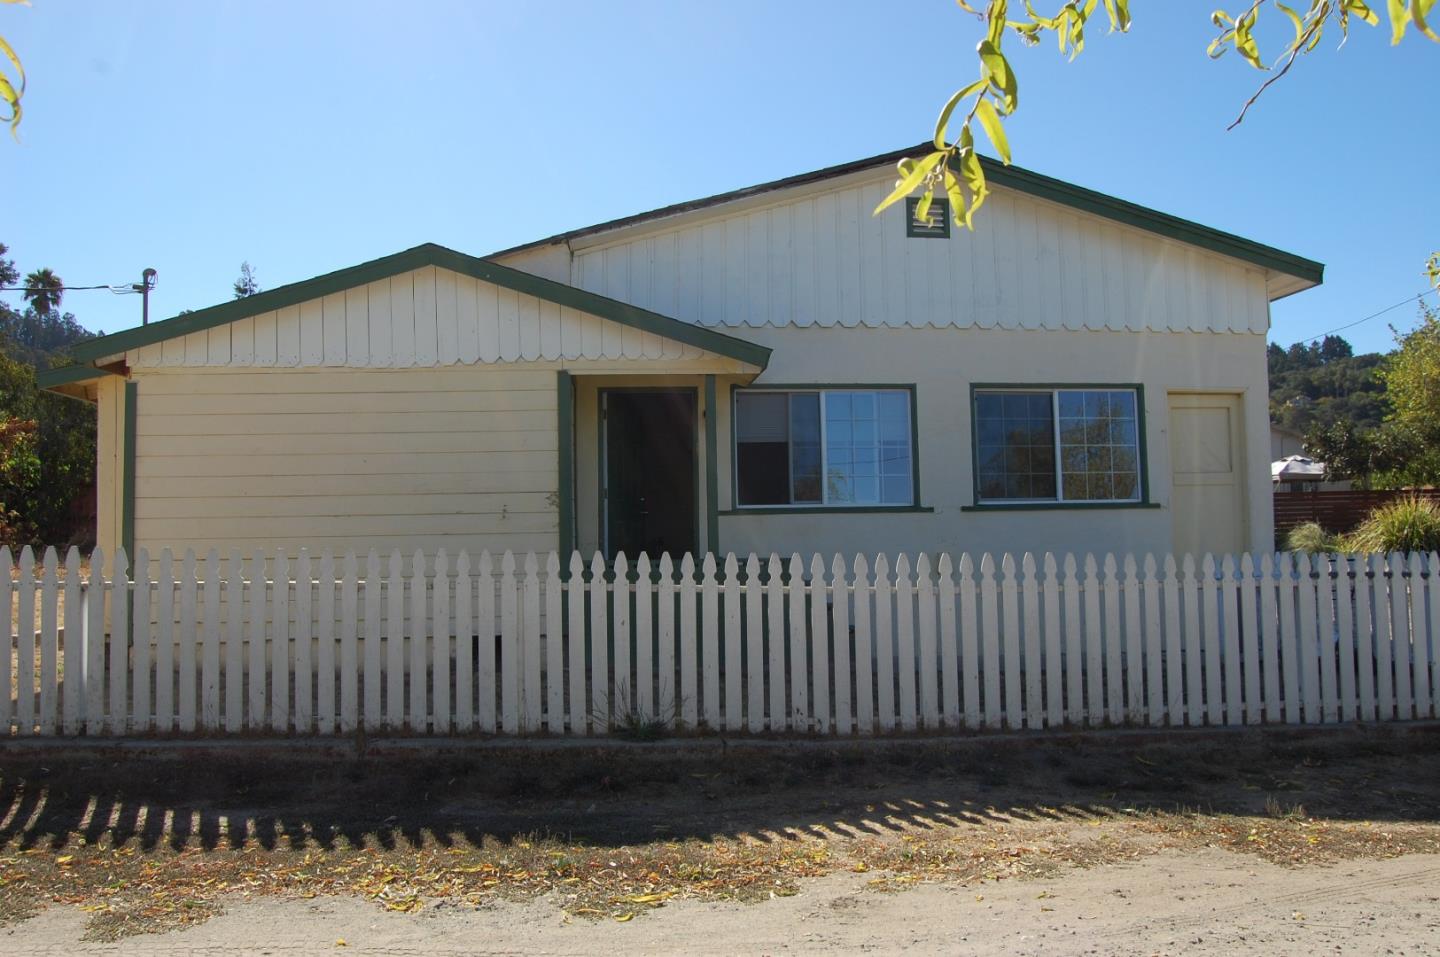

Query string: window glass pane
[1056,388,1141,502]
[736,392,790,505]
[974,390,1055,501]
[790,393,821,503]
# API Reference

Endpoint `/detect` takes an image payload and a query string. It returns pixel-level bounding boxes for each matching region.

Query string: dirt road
[8,849,1439,955]
[3,728,1439,954]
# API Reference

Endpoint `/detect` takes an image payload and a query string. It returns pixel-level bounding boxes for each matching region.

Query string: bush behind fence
[3,545,1438,738]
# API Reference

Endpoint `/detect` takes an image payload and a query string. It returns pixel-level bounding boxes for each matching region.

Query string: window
[974,387,1143,504]
[735,389,914,508]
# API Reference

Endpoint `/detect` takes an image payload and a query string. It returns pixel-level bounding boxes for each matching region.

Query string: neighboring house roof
[38,243,772,389]
[490,143,1324,298]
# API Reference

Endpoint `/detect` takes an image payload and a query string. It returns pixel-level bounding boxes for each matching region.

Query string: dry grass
[0,729,1437,939]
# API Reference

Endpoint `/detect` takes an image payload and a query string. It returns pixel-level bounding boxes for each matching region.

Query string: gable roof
[39,243,771,388]
[490,143,1324,297]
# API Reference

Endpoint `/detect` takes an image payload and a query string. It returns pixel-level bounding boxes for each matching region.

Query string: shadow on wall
[1,728,1437,855]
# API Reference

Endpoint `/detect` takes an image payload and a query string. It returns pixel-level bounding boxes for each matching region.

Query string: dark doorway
[602,389,698,560]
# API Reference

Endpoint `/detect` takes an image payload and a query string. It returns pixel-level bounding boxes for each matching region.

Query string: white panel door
[1169,393,1247,558]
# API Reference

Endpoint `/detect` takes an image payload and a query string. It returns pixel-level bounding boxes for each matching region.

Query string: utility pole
[132,267,157,325]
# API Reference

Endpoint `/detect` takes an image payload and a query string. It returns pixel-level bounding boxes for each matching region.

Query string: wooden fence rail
[4,546,1438,737]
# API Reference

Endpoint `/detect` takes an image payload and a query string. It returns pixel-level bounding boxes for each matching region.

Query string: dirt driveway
[2,726,1439,954]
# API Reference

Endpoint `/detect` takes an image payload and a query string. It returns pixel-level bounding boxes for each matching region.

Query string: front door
[1169,392,1248,557]
[602,389,698,559]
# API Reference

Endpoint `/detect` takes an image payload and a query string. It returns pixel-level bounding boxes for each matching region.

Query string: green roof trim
[50,242,772,373]
[491,143,1323,289]
[34,363,123,390]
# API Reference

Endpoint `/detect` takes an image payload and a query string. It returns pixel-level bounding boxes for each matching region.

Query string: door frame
[598,386,701,560]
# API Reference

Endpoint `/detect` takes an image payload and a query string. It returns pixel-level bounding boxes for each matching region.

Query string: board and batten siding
[128,265,715,370]
[530,177,1270,336]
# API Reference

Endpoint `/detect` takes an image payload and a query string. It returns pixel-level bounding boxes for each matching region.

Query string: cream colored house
[42,145,1322,562]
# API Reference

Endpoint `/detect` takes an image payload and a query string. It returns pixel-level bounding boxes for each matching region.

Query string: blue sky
[3,1,1436,353]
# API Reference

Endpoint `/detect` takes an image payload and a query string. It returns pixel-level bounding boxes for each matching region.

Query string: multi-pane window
[974,388,1142,504]
[735,389,914,508]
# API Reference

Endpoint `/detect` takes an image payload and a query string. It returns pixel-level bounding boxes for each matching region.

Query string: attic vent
[905,196,951,239]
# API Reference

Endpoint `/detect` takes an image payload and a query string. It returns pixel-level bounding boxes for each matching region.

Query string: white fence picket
[724,555,743,732]
[1000,554,1021,730]
[339,552,359,733]
[702,554,721,730]
[434,550,452,734]
[1121,555,1143,724]
[12,546,1440,741]
[895,554,917,732]
[744,555,765,733]
[133,549,153,734]
[61,547,81,735]
[1221,555,1243,727]
[979,555,1000,729]
[832,554,853,734]
[39,549,59,735]
[873,554,895,733]
[851,555,873,734]
[545,552,564,733]
[917,553,939,729]
[810,553,832,733]
[522,553,542,732]
[200,550,220,730]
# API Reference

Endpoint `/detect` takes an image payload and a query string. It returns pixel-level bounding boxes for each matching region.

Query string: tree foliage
[1267,334,1387,435]
[879,1,1438,230]
[1380,302,1440,432]
[0,0,24,138]
[0,241,98,546]
[233,261,261,299]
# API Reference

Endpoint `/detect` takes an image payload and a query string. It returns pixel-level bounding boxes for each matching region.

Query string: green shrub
[1343,496,1440,554]
[1285,521,1340,555]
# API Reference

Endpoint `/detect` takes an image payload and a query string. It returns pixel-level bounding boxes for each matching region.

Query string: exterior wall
[126,356,743,558]
[127,266,715,370]
[710,324,1274,559]
[502,176,1272,337]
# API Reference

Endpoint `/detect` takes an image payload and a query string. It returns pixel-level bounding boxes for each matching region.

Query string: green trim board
[490,143,1322,289]
[34,363,123,391]
[704,376,719,555]
[719,506,935,516]
[46,242,771,377]
[121,380,137,558]
[729,383,926,512]
[968,382,1152,509]
[557,371,575,564]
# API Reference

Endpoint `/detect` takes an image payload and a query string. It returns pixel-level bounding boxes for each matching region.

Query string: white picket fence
[3,546,1438,738]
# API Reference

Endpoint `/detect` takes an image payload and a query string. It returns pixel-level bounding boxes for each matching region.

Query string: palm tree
[22,267,62,315]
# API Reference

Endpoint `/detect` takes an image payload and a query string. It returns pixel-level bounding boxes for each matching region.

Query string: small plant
[1343,496,1440,554]
[594,680,678,742]
[1285,522,1339,556]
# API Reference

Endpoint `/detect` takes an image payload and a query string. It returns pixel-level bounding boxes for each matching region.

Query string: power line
[1294,288,1438,345]
[0,283,140,294]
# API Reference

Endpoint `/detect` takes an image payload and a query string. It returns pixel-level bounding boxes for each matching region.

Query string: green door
[602,389,698,560]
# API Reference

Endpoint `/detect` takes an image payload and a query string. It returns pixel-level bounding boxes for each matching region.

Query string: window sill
[961,501,1162,512]
[719,505,936,516]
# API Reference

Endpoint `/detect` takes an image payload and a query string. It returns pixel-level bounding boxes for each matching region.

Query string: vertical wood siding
[129,269,714,370]
[562,179,1270,335]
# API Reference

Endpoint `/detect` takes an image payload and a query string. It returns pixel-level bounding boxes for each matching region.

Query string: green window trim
[969,382,1151,510]
[557,371,575,563]
[704,375,719,555]
[730,383,925,512]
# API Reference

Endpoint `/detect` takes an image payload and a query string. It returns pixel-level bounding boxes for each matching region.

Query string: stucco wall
[710,324,1273,560]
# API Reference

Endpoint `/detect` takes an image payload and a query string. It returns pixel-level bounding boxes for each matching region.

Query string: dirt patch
[1,726,1437,940]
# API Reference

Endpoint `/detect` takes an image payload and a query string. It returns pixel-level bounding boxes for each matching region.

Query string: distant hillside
[1268,335,1388,436]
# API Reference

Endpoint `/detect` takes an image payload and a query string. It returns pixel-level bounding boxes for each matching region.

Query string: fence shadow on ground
[2,728,1438,856]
